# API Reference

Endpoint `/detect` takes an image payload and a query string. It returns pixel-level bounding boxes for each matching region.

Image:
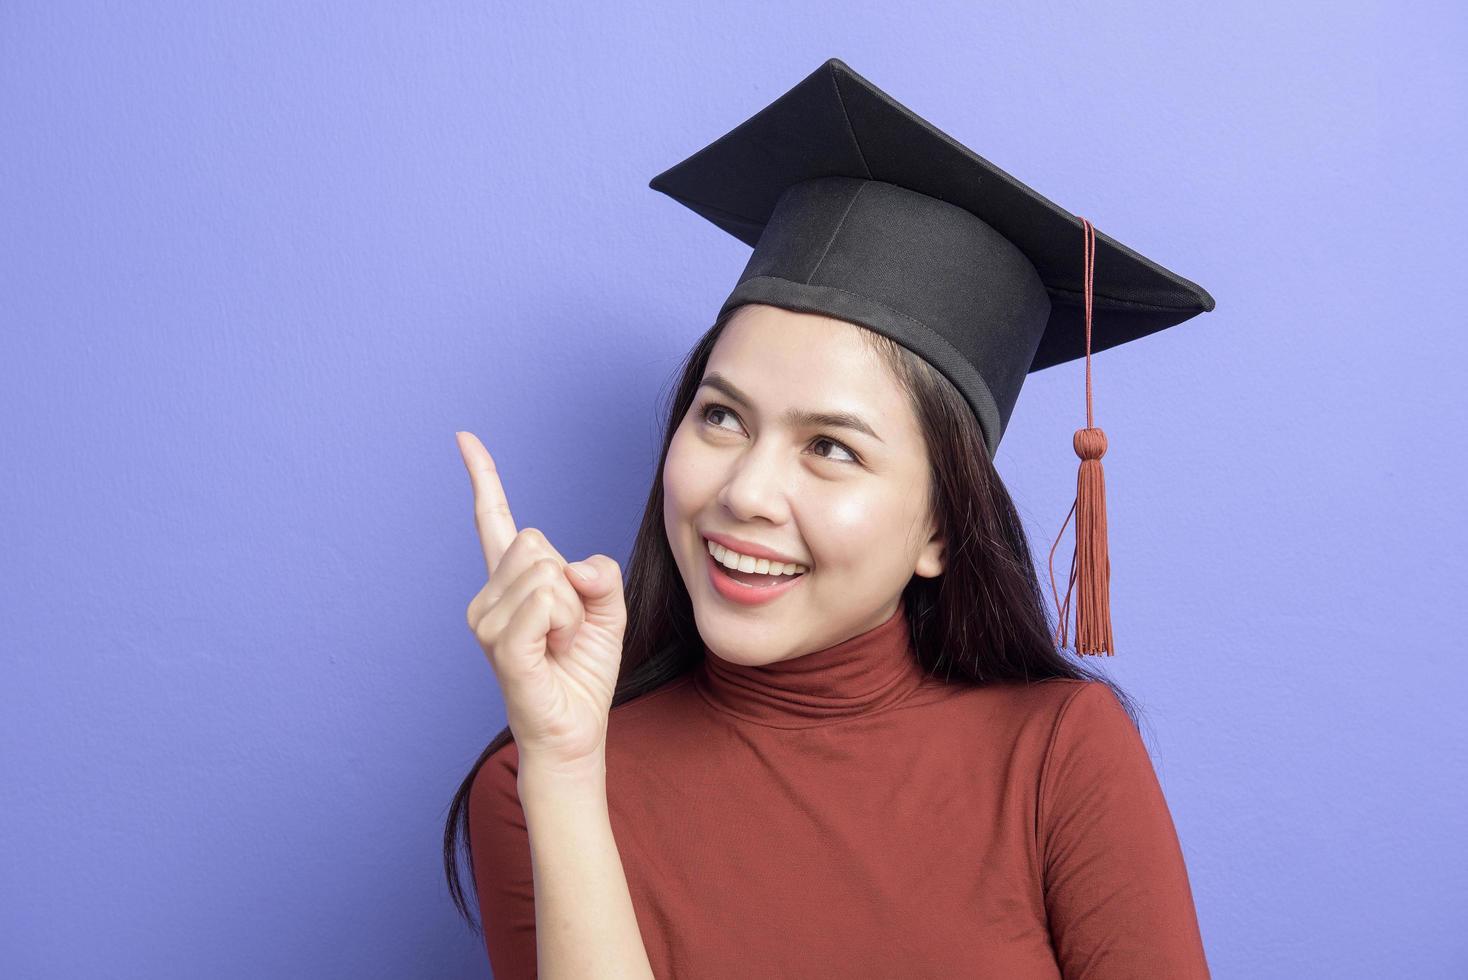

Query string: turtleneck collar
[692,603,928,728]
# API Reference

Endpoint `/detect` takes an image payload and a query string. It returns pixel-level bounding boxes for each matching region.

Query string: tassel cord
[1048,217,1115,656]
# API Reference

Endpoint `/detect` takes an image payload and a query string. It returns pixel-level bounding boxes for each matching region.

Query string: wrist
[516,750,608,792]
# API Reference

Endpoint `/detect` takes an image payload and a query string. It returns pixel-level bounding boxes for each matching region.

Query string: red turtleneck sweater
[468,605,1211,978]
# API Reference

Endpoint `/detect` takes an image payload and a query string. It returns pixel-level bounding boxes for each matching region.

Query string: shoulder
[898,677,1111,774]
[940,676,1106,739]
[1012,677,1099,712]
[1044,678,1131,731]
[1036,680,1160,827]
[1039,679,1141,769]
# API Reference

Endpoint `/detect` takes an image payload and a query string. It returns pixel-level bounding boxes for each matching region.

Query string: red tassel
[1048,218,1115,656]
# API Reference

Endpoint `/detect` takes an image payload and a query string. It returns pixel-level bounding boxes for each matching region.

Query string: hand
[456,431,627,777]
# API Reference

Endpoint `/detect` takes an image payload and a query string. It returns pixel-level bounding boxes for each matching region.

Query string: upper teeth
[706,539,808,576]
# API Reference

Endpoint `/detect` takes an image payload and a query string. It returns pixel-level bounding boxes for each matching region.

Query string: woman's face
[663,303,945,668]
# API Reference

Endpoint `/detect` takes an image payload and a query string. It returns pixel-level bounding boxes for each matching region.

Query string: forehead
[705,305,905,413]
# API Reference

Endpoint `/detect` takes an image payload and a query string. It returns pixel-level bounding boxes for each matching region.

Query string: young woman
[444,59,1214,979]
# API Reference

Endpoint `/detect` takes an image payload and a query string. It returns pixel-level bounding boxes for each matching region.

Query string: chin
[698,626,789,667]
[692,598,797,658]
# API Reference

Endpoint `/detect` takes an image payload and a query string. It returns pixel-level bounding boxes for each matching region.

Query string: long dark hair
[442,304,1143,931]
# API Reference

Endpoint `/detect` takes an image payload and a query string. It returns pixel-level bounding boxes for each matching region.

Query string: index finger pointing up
[456,431,517,579]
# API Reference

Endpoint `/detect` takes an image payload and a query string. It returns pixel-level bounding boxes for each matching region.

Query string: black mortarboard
[648,57,1216,656]
[648,57,1214,459]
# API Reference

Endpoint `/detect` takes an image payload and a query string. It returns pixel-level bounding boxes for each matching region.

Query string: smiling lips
[705,549,808,607]
[702,531,809,568]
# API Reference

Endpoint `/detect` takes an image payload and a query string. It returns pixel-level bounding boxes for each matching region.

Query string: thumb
[565,555,627,633]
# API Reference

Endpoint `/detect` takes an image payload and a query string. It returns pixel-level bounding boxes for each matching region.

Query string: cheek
[798,493,893,564]
[798,487,910,566]
[662,426,714,517]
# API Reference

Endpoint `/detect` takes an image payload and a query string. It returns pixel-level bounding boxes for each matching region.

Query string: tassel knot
[1073,426,1107,460]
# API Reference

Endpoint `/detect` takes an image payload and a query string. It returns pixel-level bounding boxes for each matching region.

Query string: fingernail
[570,561,597,581]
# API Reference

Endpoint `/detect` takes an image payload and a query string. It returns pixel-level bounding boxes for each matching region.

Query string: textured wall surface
[2,2,1463,977]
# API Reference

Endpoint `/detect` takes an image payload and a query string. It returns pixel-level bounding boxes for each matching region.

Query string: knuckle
[466,589,487,629]
[474,617,498,648]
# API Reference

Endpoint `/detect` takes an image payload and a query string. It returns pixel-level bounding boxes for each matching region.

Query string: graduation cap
[648,57,1216,657]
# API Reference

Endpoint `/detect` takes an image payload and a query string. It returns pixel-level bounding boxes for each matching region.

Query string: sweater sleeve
[1037,682,1211,979]
[467,744,538,980]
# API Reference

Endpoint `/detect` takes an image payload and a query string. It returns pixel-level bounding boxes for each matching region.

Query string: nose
[715,443,796,525]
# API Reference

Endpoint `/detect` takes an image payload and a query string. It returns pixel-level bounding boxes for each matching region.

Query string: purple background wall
[3,2,1463,977]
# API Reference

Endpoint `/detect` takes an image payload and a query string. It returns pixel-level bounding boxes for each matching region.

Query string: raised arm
[457,431,653,979]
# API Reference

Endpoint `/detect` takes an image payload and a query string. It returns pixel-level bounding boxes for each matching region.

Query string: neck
[693,603,928,728]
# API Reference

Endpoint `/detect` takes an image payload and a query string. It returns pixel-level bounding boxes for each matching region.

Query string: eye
[809,436,859,464]
[701,402,743,434]
[697,401,861,465]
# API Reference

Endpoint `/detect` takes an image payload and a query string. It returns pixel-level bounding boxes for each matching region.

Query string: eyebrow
[696,371,885,444]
